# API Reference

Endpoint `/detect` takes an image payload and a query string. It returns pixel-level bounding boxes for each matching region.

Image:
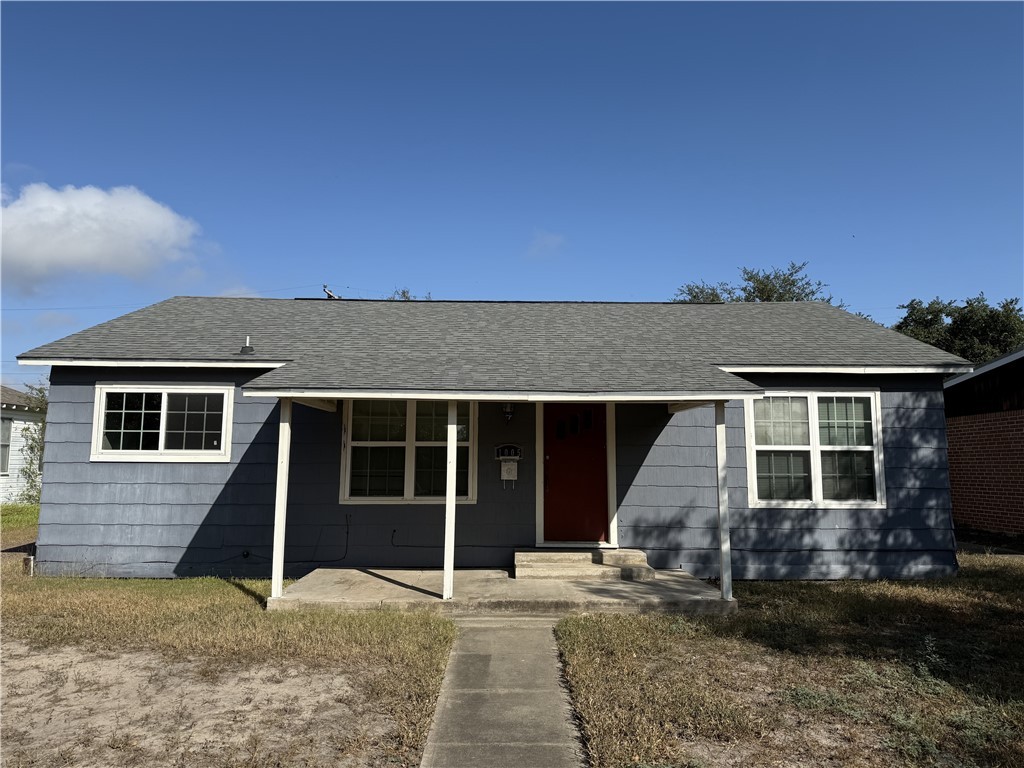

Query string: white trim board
[944,348,1021,389]
[245,389,760,403]
[21,359,286,369]
[718,365,971,374]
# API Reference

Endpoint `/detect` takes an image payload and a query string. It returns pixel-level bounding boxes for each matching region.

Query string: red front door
[543,403,609,542]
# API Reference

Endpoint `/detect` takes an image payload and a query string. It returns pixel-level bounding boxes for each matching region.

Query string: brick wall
[946,409,1024,535]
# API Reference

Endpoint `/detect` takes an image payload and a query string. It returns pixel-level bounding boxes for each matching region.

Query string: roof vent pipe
[240,336,255,355]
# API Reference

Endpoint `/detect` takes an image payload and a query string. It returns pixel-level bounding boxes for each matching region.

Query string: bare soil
[1,639,396,768]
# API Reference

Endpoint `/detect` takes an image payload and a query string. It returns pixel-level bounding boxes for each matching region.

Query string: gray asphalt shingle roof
[19,297,969,395]
[0,385,43,411]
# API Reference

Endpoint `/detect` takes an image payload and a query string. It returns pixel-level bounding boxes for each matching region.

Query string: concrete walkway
[419,615,584,768]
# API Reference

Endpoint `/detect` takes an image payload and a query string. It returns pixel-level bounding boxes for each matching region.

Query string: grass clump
[556,553,1024,768]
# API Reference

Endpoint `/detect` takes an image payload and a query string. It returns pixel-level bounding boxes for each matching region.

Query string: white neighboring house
[1,385,46,502]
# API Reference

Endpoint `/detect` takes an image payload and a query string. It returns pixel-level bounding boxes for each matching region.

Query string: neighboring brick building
[944,347,1024,536]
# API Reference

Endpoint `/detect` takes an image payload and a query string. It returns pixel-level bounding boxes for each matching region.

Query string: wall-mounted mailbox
[494,444,523,485]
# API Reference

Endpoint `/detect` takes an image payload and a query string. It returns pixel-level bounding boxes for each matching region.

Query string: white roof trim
[944,347,1023,389]
[19,359,287,369]
[242,389,761,403]
[718,365,972,374]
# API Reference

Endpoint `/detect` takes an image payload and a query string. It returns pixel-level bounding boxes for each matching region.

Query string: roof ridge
[168,295,841,306]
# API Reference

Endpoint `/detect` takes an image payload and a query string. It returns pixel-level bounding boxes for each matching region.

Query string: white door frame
[534,402,619,548]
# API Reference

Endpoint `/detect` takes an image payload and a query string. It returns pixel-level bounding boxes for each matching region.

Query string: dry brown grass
[556,553,1024,768]
[0,557,456,767]
[0,503,38,551]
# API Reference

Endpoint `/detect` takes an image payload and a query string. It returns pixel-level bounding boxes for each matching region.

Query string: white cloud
[1,183,200,294]
[524,229,567,260]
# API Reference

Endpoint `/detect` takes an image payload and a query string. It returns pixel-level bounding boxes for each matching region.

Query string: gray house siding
[38,368,279,577]
[615,375,957,579]
[36,367,537,577]
[38,368,956,580]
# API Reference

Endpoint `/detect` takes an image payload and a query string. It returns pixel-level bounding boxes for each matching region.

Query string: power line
[0,282,400,313]
[2,303,146,312]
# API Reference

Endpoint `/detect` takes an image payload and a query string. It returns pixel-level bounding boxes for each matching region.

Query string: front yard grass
[0,557,456,767]
[556,553,1024,768]
[0,503,39,550]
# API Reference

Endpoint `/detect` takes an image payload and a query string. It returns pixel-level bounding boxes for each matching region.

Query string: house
[18,297,971,600]
[1,385,46,502]
[943,345,1024,537]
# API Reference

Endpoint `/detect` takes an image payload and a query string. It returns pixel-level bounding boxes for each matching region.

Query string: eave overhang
[718,364,973,375]
[240,388,763,402]
[18,358,288,369]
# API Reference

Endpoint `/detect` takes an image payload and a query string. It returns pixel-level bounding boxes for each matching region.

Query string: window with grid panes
[346,400,473,500]
[91,386,232,461]
[817,396,876,501]
[750,393,882,505]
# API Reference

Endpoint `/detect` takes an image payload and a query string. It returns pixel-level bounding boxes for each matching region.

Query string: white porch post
[714,401,734,602]
[271,397,293,600]
[442,399,458,600]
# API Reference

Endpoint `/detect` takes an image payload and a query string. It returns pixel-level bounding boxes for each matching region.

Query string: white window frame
[339,399,478,504]
[0,416,11,475]
[90,384,235,463]
[744,390,886,509]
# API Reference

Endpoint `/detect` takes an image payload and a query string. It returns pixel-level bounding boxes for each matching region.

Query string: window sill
[90,452,231,463]
[748,499,887,510]
[341,497,478,505]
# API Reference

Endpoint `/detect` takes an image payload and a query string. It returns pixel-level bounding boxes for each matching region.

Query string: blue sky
[2,2,1022,388]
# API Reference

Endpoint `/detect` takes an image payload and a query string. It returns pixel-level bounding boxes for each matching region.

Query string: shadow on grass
[712,556,1024,706]
[1,541,35,555]
[220,578,268,609]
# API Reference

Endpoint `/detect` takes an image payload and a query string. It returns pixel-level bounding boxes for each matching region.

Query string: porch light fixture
[502,402,515,423]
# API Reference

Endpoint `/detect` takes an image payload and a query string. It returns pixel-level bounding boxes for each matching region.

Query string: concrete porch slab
[266,567,736,614]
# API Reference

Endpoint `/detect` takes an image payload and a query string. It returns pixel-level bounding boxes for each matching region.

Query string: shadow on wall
[616,399,957,581]
[174,400,539,578]
[175,402,357,579]
[173,402,282,579]
[172,391,958,581]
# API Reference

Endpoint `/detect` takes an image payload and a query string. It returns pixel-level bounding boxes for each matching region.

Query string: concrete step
[513,549,657,581]
[514,551,595,566]
[616,565,658,582]
[596,549,650,567]
[513,562,624,581]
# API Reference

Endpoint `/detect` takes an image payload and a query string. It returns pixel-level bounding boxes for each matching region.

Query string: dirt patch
[1,640,395,768]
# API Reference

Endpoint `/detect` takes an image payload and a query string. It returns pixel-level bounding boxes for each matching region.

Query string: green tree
[673,261,844,306]
[892,294,1024,364]
[386,288,432,301]
[17,382,47,504]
